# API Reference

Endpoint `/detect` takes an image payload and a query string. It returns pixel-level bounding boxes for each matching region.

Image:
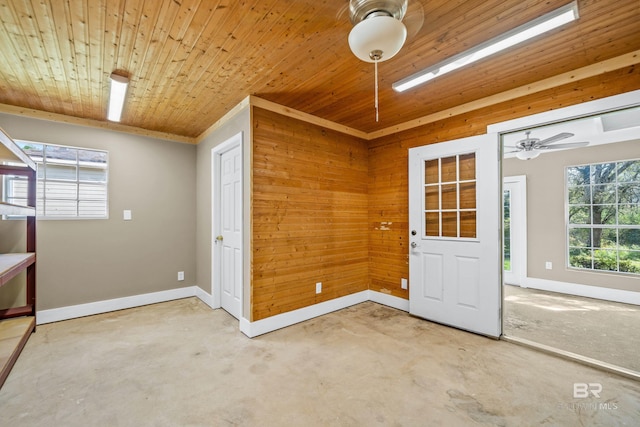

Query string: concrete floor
[504,285,640,373]
[1,298,639,426]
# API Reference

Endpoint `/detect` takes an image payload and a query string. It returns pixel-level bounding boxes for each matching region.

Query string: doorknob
[215,235,224,244]
[411,241,418,248]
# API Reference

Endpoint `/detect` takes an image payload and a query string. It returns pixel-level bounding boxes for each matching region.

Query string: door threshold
[501,335,640,381]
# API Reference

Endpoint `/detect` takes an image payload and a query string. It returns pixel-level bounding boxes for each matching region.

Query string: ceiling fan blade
[536,132,574,146]
[504,150,521,154]
[336,3,350,21]
[540,141,589,150]
[404,1,425,39]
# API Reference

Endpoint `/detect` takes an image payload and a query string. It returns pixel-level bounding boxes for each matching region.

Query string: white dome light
[348,15,407,63]
[516,150,541,160]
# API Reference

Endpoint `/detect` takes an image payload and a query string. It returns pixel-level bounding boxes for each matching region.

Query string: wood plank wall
[251,108,369,321]
[249,65,639,320]
[368,65,640,299]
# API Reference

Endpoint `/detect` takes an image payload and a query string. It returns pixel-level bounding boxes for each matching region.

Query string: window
[567,159,640,274]
[503,189,511,271]
[424,153,477,238]
[4,142,108,219]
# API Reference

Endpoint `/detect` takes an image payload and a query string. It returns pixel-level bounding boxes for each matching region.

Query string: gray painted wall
[195,106,251,317]
[503,138,639,292]
[0,114,197,310]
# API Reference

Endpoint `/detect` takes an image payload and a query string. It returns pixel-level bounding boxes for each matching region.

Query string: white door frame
[490,90,640,283]
[503,175,527,286]
[488,90,640,135]
[211,132,243,316]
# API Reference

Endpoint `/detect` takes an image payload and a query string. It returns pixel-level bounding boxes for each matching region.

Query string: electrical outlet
[178,271,185,281]
[401,278,408,289]
[545,262,553,270]
[316,282,322,294]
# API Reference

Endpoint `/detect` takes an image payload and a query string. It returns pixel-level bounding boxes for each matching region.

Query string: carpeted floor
[503,285,640,373]
[1,298,639,426]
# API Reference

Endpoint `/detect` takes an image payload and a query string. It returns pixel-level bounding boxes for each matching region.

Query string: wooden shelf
[0,253,36,287]
[0,316,35,387]
[0,126,36,389]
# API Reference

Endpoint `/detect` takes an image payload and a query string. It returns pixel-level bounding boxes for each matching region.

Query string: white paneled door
[218,143,242,319]
[408,134,501,337]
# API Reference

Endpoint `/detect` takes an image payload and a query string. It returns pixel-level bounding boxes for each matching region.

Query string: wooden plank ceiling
[0,0,638,140]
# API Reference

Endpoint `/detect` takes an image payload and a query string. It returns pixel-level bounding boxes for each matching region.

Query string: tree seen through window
[567,159,640,274]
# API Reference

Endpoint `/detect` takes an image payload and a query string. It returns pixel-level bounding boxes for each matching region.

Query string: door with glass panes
[408,134,501,337]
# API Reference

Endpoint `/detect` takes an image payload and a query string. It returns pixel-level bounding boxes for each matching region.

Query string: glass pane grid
[567,159,640,275]
[7,141,110,219]
[423,153,476,239]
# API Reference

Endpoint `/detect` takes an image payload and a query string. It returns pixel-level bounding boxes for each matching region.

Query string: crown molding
[0,103,196,144]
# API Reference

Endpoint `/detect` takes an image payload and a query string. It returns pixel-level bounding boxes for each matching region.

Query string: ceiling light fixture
[515,150,540,160]
[348,0,408,121]
[348,13,407,63]
[108,72,129,122]
[393,1,579,92]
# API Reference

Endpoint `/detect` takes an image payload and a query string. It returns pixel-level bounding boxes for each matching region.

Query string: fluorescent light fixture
[108,72,129,122]
[393,1,579,92]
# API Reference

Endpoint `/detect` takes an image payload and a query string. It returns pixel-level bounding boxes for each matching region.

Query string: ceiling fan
[343,0,424,122]
[505,131,589,160]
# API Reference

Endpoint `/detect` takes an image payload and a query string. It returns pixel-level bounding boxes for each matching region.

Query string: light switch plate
[123,210,132,221]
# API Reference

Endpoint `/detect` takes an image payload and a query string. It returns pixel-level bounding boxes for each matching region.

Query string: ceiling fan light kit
[506,130,589,160]
[515,150,541,160]
[348,15,407,63]
[348,0,408,122]
[393,1,579,92]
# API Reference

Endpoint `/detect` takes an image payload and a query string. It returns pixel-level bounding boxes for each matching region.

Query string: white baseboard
[239,290,411,338]
[35,287,414,336]
[36,286,199,325]
[239,291,370,338]
[194,286,216,309]
[368,290,410,312]
[523,277,640,305]
[35,276,638,336]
